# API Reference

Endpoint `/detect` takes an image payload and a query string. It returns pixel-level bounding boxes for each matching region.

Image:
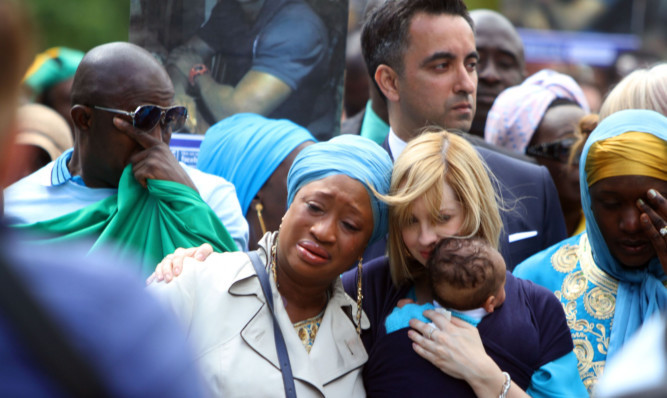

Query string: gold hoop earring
[355,257,363,335]
[255,202,267,236]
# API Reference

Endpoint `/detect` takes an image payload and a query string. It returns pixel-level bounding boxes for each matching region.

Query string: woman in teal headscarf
[23,46,84,130]
[198,113,316,249]
[514,109,667,394]
[150,134,392,397]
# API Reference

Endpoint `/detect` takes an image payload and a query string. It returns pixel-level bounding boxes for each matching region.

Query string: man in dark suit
[342,2,535,164]
[360,0,566,270]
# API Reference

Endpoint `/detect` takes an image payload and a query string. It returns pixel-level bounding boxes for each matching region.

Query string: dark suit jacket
[476,145,566,269]
[365,133,567,271]
[340,109,365,136]
[345,109,537,164]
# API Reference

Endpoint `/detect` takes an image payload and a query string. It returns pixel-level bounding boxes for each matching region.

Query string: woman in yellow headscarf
[514,109,667,394]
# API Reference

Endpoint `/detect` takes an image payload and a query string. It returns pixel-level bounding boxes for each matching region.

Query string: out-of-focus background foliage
[24,0,130,52]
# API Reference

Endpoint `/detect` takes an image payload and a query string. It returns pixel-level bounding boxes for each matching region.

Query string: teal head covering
[287,135,392,245]
[23,47,84,97]
[579,109,667,359]
[197,113,316,215]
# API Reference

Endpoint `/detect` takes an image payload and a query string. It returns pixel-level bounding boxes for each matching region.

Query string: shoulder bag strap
[248,251,297,398]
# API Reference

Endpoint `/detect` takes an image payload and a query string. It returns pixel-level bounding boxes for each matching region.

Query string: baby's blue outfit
[384,288,485,333]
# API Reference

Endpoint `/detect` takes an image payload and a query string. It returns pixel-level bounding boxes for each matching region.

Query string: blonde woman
[598,63,667,119]
[341,131,586,397]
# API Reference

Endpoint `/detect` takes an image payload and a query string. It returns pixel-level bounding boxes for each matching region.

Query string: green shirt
[359,101,390,145]
[14,166,237,277]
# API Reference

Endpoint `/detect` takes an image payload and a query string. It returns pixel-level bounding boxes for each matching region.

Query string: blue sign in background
[518,29,640,66]
[170,133,204,167]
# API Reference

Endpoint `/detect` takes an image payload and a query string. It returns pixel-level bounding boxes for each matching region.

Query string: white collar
[432,301,489,322]
[388,127,408,160]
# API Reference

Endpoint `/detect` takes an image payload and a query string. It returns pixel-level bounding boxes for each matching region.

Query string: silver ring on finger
[660,226,667,237]
[428,325,437,340]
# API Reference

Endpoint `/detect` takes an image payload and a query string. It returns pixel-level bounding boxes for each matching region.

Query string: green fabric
[359,101,390,145]
[14,166,237,277]
[24,47,84,95]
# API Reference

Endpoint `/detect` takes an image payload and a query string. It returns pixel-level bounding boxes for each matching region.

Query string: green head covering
[23,47,84,96]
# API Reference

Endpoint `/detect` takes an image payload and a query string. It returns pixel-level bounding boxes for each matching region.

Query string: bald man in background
[469,9,526,138]
[4,42,248,268]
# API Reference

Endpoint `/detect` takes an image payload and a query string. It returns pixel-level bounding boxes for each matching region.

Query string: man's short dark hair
[361,0,472,85]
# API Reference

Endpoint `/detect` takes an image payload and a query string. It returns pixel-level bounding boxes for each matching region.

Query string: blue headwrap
[287,135,392,245]
[579,109,667,359]
[197,113,316,215]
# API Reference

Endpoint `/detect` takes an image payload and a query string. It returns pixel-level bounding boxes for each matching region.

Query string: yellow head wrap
[586,131,667,187]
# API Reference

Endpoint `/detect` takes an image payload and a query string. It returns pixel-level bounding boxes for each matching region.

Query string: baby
[428,236,506,324]
[385,237,506,332]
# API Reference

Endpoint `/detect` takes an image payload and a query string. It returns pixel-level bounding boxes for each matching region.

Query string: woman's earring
[255,202,267,236]
[355,257,363,335]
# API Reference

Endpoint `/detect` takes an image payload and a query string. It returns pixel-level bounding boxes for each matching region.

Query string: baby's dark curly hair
[428,237,503,310]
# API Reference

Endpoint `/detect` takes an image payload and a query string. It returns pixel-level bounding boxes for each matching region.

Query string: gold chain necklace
[270,238,278,288]
[271,236,344,330]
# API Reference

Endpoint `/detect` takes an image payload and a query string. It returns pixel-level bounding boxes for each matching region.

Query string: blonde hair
[378,130,503,286]
[599,63,667,120]
[568,113,599,166]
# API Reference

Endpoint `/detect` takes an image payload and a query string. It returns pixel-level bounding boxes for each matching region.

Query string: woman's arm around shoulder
[147,251,247,325]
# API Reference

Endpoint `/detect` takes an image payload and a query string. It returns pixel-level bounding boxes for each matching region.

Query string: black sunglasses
[93,104,188,132]
[526,137,578,164]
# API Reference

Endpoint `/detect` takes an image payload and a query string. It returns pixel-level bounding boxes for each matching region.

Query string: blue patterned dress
[515,110,667,395]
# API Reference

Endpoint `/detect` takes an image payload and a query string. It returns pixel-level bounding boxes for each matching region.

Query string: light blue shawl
[197,113,316,215]
[287,135,392,245]
[579,109,667,359]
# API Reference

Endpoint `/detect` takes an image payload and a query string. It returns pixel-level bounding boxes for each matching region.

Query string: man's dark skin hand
[113,117,197,191]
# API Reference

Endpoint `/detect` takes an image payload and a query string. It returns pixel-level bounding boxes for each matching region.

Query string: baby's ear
[482,296,496,313]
